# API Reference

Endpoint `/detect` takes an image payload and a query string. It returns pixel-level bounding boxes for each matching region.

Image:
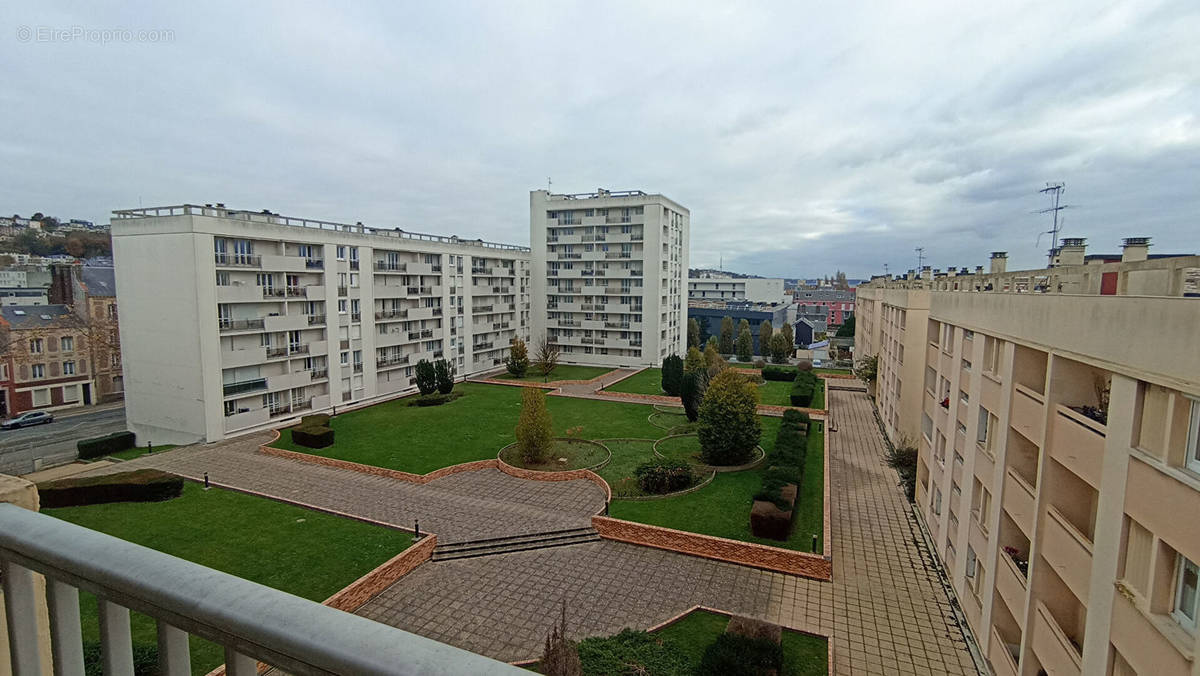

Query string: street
[0,405,128,475]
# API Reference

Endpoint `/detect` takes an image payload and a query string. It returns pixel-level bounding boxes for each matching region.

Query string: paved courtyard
[83,382,978,674]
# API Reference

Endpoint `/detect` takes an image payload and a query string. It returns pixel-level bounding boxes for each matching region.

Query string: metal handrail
[0,503,522,675]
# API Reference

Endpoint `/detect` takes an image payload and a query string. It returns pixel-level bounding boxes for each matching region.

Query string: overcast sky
[3,1,1198,277]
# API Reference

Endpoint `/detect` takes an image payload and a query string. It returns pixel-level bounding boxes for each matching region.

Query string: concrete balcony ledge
[1042,507,1094,602]
[989,627,1020,676]
[996,548,1029,631]
[1031,601,1082,676]
[1003,468,1036,538]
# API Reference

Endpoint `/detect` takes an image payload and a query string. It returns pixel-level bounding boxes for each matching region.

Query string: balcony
[996,549,1029,631]
[1011,384,1045,442]
[1041,507,1094,601]
[1050,405,1105,489]
[223,378,267,397]
[377,354,409,369]
[353,363,363,374]
[1003,468,1036,537]
[1031,601,1082,675]
[0,503,522,675]
[337,286,348,296]
[989,628,1021,676]
[214,252,261,267]
[349,260,360,270]
[375,260,406,272]
[218,317,265,333]
[375,309,407,321]
[305,258,324,269]
[604,252,633,259]
[309,367,328,380]
[307,313,326,326]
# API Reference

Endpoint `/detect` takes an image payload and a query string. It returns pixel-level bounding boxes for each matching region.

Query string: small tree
[505,337,530,377]
[661,354,684,396]
[836,315,856,338]
[697,369,761,466]
[758,321,773,358]
[854,355,878,384]
[541,601,582,676]
[885,437,919,502]
[736,327,753,362]
[683,345,705,374]
[434,358,454,394]
[687,318,701,349]
[769,333,791,364]
[703,341,725,378]
[515,388,554,464]
[414,359,437,395]
[737,318,750,338]
[780,322,794,351]
[718,316,734,354]
[534,335,560,378]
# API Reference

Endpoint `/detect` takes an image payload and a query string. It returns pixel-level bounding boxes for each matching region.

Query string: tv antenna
[1035,182,1070,265]
[915,247,925,271]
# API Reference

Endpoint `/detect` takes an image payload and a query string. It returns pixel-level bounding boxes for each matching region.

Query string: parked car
[0,411,54,429]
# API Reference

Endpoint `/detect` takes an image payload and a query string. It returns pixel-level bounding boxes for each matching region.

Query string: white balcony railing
[0,502,522,675]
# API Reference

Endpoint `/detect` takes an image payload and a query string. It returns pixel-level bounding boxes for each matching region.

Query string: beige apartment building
[530,189,689,368]
[856,238,1200,675]
[112,205,531,444]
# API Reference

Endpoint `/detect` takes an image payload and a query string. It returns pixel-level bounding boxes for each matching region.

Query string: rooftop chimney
[1122,237,1151,263]
[921,266,932,281]
[989,252,1008,274]
[1058,238,1087,266]
[906,269,916,281]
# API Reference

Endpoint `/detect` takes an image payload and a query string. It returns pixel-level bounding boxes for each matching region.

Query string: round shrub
[796,360,814,372]
[634,460,694,494]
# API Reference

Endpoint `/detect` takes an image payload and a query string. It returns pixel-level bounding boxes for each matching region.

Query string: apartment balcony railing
[286,286,306,297]
[339,339,350,350]
[223,378,267,396]
[582,304,606,311]
[605,322,630,330]
[605,215,633,224]
[474,305,494,313]
[547,270,558,276]
[0,503,521,676]
[433,350,444,358]
[349,260,360,270]
[214,252,261,267]
[433,307,443,316]
[337,286,348,296]
[408,332,421,341]
[604,252,633,259]
[351,312,361,322]
[557,253,582,260]
[376,261,405,272]
[474,342,494,350]
[310,367,328,380]
[420,329,434,338]
[218,318,265,332]
[305,258,324,269]
[353,363,363,374]
[307,313,325,325]
[375,309,407,320]
[377,354,409,367]
[262,287,285,298]
[582,235,607,242]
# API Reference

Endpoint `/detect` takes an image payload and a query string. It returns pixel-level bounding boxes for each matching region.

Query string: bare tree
[534,335,560,379]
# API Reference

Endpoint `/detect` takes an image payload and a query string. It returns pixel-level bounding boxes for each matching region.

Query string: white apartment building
[688,274,785,304]
[112,205,531,444]
[529,189,689,368]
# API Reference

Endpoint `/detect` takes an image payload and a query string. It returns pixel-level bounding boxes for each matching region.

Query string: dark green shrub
[761,365,798,382]
[697,633,783,676]
[635,460,695,494]
[576,629,690,676]
[414,359,437,395]
[77,431,137,459]
[38,470,183,508]
[796,360,813,371]
[84,641,158,676]
[680,371,702,422]
[434,358,454,394]
[789,371,818,407]
[885,438,919,502]
[300,414,330,427]
[753,358,766,369]
[408,392,462,407]
[661,354,684,396]
[505,337,530,377]
[781,409,811,430]
[292,425,334,448]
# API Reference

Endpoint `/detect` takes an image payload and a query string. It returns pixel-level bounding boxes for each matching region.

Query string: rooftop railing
[0,502,523,675]
[114,204,530,252]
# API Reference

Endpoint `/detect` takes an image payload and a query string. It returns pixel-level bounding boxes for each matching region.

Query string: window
[921,413,933,442]
[1187,400,1200,474]
[107,305,117,320]
[971,482,991,530]
[29,338,43,354]
[338,299,348,314]
[337,245,346,260]
[932,486,943,515]
[965,545,977,579]
[977,407,993,446]
[63,361,75,375]
[1173,555,1199,632]
[216,271,230,286]
[31,364,45,379]
[61,337,74,352]
[298,244,314,259]
[340,351,349,366]
[984,336,1002,374]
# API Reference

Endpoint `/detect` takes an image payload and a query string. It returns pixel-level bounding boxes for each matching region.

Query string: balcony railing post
[2,560,45,676]
[156,622,191,676]
[98,598,134,676]
[47,578,85,676]
[225,648,257,676]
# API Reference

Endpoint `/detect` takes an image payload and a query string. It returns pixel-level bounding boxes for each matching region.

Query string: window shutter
[18,364,27,380]
[47,337,58,352]
[49,362,60,377]
[80,360,88,374]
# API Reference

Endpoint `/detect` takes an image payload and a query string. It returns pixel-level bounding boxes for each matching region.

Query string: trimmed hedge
[751,408,811,537]
[38,470,183,508]
[761,365,798,382]
[77,431,137,460]
[407,392,463,407]
[635,460,695,494]
[292,425,334,448]
[300,414,330,427]
[789,371,819,407]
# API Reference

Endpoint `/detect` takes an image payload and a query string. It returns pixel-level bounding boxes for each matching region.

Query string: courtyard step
[432,527,600,561]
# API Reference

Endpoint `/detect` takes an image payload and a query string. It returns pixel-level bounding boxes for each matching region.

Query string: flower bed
[496,437,610,472]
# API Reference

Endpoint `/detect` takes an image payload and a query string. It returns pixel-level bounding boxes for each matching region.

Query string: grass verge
[603,368,665,395]
[494,365,613,383]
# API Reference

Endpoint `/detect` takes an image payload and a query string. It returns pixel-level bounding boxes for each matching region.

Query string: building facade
[856,239,1200,676]
[688,274,785,304]
[530,189,689,368]
[112,205,532,445]
[687,301,791,354]
[0,306,95,417]
[792,288,855,327]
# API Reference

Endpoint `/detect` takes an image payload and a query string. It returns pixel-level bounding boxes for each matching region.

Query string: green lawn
[274,383,663,474]
[597,439,660,497]
[107,444,177,461]
[603,367,666,395]
[495,365,613,383]
[500,439,608,471]
[727,360,762,369]
[611,419,826,553]
[45,483,413,675]
[814,367,851,375]
[655,610,828,676]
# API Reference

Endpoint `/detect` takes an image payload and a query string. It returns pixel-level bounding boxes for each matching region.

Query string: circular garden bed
[652,434,765,472]
[497,437,610,473]
[597,438,714,499]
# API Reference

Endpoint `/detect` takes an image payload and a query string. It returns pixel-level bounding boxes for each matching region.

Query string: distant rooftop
[0,304,78,329]
[113,204,530,252]
[80,266,116,297]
